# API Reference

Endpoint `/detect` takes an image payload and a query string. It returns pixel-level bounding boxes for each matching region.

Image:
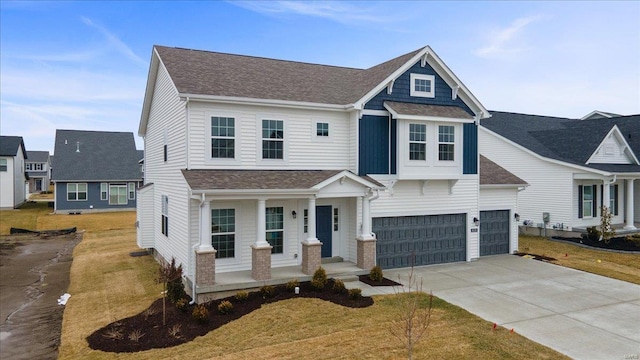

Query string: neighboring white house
[26,150,51,194]
[480,111,640,235]
[0,136,28,209]
[137,45,526,301]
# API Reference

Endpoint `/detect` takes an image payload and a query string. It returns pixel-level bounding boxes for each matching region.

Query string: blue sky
[1,1,639,153]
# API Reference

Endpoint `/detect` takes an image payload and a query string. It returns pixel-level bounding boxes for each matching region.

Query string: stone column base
[196,248,217,287]
[356,237,376,270]
[251,244,272,281]
[301,240,322,275]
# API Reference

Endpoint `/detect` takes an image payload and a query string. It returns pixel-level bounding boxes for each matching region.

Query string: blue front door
[316,205,332,258]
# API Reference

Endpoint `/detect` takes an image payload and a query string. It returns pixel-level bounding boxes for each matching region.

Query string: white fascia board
[191,188,317,197]
[138,48,162,137]
[180,93,348,112]
[580,110,616,120]
[385,108,475,123]
[480,184,529,189]
[586,125,640,165]
[480,126,612,176]
[54,179,143,182]
[311,170,383,191]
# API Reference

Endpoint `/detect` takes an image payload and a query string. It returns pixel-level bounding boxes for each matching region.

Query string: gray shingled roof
[52,130,142,181]
[26,151,49,163]
[480,155,528,186]
[181,169,383,191]
[482,112,640,173]
[384,101,473,119]
[155,45,422,105]
[0,136,27,158]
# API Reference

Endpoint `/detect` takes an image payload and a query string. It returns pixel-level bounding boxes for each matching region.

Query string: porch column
[624,179,636,230]
[252,198,272,280]
[196,199,216,288]
[356,195,376,270]
[603,181,611,213]
[301,197,322,275]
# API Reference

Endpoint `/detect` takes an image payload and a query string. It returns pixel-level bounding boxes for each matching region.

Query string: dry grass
[29,192,54,200]
[519,235,640,285]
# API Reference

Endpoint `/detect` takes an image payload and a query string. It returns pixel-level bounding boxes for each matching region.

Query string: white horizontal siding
[187,102,351,170]
[589,134,633,164]
[480,129,575,228]
[136,184,155,248]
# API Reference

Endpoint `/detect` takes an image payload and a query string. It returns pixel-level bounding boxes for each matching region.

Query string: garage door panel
[480,210,510,256]
[374,214,466,269]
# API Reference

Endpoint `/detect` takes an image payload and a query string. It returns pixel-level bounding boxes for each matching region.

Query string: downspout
[189,192,205,305]
[185,97,190,170]
[474,112,482,261]
[368,189,380,262]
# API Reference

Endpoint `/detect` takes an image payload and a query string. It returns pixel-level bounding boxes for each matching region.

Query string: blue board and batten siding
[55,182,137,211]
[359,60,478,175]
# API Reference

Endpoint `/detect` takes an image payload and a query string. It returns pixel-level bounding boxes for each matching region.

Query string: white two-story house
[137,45,514,302]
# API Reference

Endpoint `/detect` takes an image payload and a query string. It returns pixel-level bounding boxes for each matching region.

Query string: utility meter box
[542,212,550,223]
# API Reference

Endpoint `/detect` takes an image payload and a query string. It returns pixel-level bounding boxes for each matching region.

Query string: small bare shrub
[332,278,347,294]
[235,290,248,302]
[168,324,182,338]
[143,307,156,319]
[260,285,275,298]
[369,265,384,282]
[285,279,299,291]
[192,304,209,324]
[175,298,189,313]
[217,300,234,314]
[128,329,145,342]
[348,288,362,299]
[102,326,123,340]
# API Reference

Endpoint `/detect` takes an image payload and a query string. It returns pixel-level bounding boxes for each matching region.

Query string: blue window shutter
[592,185,597,217]
[462,123,478,174]
[614,185,619,215]
[578,185,583,218]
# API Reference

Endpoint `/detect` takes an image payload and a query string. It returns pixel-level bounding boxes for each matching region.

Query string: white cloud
[231,1,393,24]
[81,16,147,67]
[474,15,544,59]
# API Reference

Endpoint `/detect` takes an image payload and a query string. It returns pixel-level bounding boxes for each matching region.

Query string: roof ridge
[489,110,575,120]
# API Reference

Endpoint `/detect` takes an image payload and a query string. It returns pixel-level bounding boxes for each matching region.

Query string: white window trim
[161,195,169,236]
[211,207,237,260]
[256,116,289,165]
[128,182,135,200]
[313,120,332,141]
[582,185,594,218]
[266,206,285,255]
[208,115,240,162]
[109,184,128,205]
[0,158,8,172]
[434,123,459,167]
[100,183,108,201]
[67,183,87,201]
[408,123,427,162]
[410,73,435,98]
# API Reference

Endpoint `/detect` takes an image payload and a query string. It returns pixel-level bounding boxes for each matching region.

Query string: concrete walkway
[347,255,640,360]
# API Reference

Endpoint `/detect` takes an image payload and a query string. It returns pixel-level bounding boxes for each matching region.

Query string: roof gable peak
[586,124,639,165]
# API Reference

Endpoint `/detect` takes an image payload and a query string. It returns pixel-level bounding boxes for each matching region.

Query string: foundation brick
[196,248,216,287]
[301,241,322,275]
[357,238,376,270]
[251,244,272,281]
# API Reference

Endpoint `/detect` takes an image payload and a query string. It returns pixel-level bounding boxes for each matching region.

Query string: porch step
[321,256,344,264]
[333,274,359,282]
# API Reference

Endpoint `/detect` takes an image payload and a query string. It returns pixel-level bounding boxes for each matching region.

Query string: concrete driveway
[356,255,640,360]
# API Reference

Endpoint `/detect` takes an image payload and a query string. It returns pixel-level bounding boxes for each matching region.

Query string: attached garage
[373,213,466,269]
[479,210,510,255]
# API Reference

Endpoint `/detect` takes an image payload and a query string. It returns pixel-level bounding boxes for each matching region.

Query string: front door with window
[316,206,332,258]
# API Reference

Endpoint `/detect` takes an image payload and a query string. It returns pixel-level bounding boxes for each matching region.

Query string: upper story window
[438,125,455,161]
[409,124,426,160]
[316,122,329,137]
[0,159,7,172]
[26,163,44,171]
[410,74,435,98]
[211,116,235,158]
[262,119,284,159]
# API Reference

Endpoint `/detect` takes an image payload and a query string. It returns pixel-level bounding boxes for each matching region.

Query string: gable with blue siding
[359,60,478,175]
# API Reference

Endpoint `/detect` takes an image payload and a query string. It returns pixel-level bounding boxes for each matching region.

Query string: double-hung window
[438,125,455,161]
[211,116,235,158]
[100,183,108,200]
[609,185,618,215]
[161,195,169,236]
[583,186,594,218]
[67,183,87,201]
[265,207,284,254]
[211,208,235,259]
[0,159,6,172]
[109,184,127,205]
[262,120,284,159]
[409,124,426,160]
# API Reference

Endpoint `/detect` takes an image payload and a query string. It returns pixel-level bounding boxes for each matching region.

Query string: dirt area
[0,232,81,360]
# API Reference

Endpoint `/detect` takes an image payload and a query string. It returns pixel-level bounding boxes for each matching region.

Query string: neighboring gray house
[480,112,640,234]
[26,150,51,193]
[51,130,143,213]
[0,136,28,208]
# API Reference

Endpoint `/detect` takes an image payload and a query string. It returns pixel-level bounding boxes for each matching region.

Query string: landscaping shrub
[192,304,209,324]
[175,298,189,313]
[586,226,600,241]
[260,285,275,298]
[348,288,362,300]
[235,290,248,302]
[369,265,384,282]
[311,267,328,290]
[332,278,346,294]
[285,279,299,291]
[217,300,233,314]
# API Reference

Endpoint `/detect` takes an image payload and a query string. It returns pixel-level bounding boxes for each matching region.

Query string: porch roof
[181,169,384,191]
[384,101,473,120]
[480,155,528,186]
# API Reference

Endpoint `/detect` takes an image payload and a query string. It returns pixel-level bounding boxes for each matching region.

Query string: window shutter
[613,185,619,215]
[600,185,603,209]
[592,185,597,217]
[578,185,583,218]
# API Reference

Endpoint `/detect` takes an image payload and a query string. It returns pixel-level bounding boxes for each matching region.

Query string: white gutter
[179,93,349,112]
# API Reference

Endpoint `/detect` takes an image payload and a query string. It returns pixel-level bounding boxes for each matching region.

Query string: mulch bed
[87,279,373,353]
[358,275,401,287]
[552,235,640,252]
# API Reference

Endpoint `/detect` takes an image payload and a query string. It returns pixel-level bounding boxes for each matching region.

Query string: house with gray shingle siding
[26,150,51,193]
[138,45,523,301]
[480,111,640,235]
[0,136,28,208]
[51,130,143,213]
